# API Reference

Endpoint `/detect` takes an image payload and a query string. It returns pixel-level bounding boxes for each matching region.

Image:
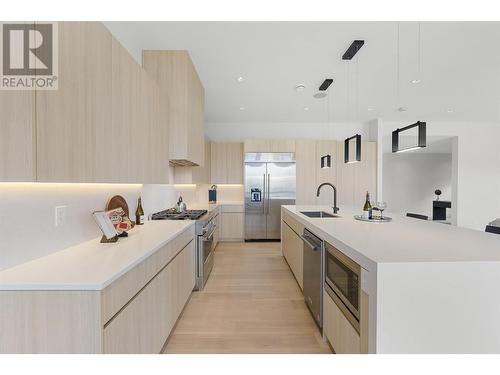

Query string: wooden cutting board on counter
[106,195,130,217]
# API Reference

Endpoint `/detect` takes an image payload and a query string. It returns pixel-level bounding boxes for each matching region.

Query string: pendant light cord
[356,55,359,121]
[418,22,422,81]
[396,22,400,109]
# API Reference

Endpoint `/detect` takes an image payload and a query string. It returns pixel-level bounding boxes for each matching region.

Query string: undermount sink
[300,211,339,218]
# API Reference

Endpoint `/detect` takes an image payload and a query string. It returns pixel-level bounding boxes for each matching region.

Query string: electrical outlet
[55,205,67,227]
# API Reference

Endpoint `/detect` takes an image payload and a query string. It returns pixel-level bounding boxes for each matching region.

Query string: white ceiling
[105,22,500,123]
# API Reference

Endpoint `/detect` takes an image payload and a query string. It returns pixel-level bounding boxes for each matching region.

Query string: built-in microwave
[324,241,361,333]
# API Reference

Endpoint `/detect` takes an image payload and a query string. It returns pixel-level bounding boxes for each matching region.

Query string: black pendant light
[344,134,362,163]
[318,78,334,169]
[392,121,426,153]
[321,154,331,169]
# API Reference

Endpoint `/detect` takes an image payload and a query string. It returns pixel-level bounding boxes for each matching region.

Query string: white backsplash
[0,183,179,271]
[175,184,244,207]
[0,181,244,272]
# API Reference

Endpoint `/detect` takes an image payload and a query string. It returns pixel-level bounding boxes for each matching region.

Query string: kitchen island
[282,205,500,354]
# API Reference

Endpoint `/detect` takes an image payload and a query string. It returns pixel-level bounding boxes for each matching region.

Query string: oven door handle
[301,235,320,251]
[203,227,216,241]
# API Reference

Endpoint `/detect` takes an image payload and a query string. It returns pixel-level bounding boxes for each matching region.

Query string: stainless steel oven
[196,218,216,290]
[324,241,361,333]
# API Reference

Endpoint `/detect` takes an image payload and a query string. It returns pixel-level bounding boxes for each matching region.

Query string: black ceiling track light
[344,134,362,163]
[342,40,365,60]
[392,121,427,153]
[319,78,333,91]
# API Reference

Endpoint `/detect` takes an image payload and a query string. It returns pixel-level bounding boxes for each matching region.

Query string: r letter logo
[0,22,58,90]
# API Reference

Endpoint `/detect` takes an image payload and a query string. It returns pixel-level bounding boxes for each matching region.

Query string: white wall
[380,121,500,230]
[0,183,179,271]
[206,121,370,142]
[383,153,452,219]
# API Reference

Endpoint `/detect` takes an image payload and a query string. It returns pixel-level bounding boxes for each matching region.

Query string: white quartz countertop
[283,205,500,271]
[0,220,194,291]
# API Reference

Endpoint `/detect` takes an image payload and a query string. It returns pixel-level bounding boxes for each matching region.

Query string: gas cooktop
[151,209,208,221]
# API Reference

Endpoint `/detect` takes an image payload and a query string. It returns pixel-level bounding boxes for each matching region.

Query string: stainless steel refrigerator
[244,152,296,240]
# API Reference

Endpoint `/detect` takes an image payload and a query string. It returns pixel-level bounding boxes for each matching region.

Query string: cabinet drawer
[282,210,304,235]
[323,290,360,354]
[103,241,195,354]
[101,225,194,324]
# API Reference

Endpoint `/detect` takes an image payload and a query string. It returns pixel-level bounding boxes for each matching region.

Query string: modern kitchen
[1,14,500,363]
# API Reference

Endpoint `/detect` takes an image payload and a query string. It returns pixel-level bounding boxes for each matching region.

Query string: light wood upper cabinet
[316,140,338,206]
[210,142,227,184]
[295,140,317,205]
[226,143,244,184]
[0,21,35,182]
[36,22,112,182]
[143,50,205,167]
[34,22,169,183]
[211,142,243,184]
[294,139,377,207]
[244,139,295,153]
[336,141,377,207]
[0,90,35,181]
[174,138,211,184]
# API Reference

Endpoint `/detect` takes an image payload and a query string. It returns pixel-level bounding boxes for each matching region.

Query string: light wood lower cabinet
[220,213,244,241]
[219,205,244,241]
[103,240,194,354]
[0,226,195,354]
[323,290,361,354]
[281,220,303,290]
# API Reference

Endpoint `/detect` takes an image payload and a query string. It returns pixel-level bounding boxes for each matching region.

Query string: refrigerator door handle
[262,173,266,214]
[267,174,271,215]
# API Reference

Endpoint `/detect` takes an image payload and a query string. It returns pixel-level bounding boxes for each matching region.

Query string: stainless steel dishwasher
[301,228,324,328]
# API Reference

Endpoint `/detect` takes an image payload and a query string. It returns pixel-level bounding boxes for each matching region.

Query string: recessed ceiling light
[313,92,327,99]
[396,107,407,112]
[303,107,310,111]
[237,76,244,82]
[295,84,306,92]
[410,79,421,84]
[239,107,246,111]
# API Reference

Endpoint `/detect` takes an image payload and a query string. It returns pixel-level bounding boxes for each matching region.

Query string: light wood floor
[163,242,331,354]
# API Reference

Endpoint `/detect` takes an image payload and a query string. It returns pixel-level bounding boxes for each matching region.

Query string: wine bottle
[135,197,145,225]
[363,191,372,220]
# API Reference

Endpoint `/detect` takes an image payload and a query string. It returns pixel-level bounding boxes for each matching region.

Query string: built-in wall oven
[324,241,361,333]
